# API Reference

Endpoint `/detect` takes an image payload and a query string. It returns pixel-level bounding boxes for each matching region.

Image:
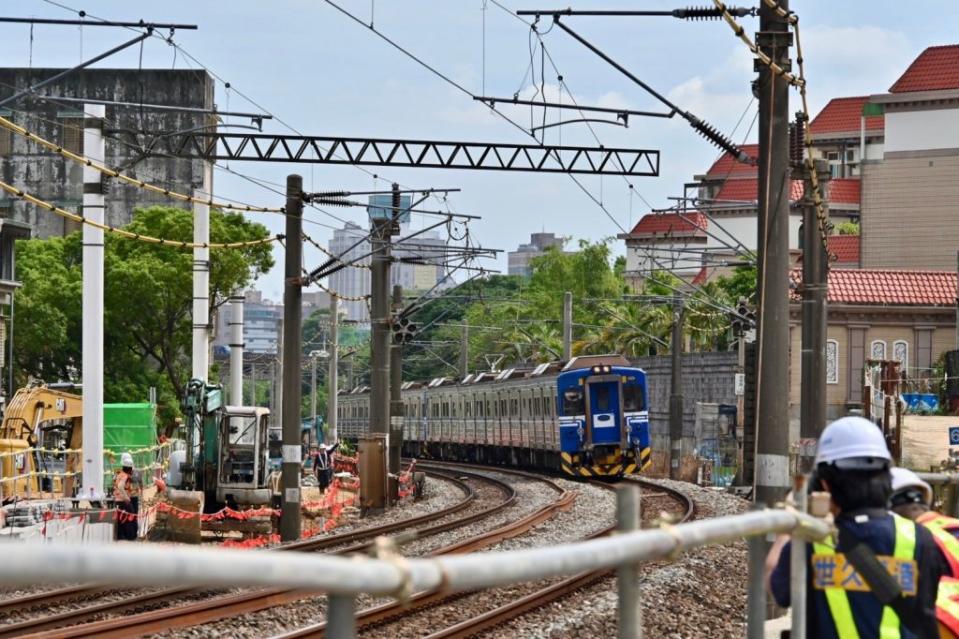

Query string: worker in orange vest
[890,467,959,638]
[113,452,140,541]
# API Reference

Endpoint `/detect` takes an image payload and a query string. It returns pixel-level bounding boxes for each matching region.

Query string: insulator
[686,114,749,163]
[672,6,724,20]
[312,198,351,208]
[789,117,805,166]
[313,190,348,198]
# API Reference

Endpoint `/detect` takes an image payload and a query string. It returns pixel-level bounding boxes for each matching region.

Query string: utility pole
[81,103,105,499]
[229,293,244,405]
[800,160,830,440]
[368,179,394,510]
[192,162,213,382]
[328,294,339,444]
[563,291,573,361]
[280,174,303,542]
[753,0,792,505]
[460,321,470,377]
[250,363,256,406]
[669,296,685,480]
[310,352,318,443]
[389,284,404,500]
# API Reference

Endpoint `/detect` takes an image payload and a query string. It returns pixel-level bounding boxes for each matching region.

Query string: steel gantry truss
[107,130,660,176]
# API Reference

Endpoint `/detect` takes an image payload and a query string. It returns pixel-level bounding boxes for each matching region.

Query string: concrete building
[617,212,707,290]
[861,44,959,270]
[327,217,452,325]
[507,232,566,277]
[213,289,332,356]
[0,68,214,238]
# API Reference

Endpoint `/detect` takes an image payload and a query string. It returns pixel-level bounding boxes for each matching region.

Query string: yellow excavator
[0,383,83,502]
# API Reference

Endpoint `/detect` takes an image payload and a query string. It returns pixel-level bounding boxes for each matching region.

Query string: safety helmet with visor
[890,466,933,508]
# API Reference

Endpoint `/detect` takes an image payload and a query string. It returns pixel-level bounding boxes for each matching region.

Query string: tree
[14,206,274,424]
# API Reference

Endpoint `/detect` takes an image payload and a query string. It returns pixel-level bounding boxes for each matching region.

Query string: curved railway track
[0,468,488,637]
[271,471,695,639]
[2,465,571,639]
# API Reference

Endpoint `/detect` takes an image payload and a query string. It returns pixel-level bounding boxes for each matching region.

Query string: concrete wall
[0,68,213,238]
[885,108,959,154]
[704,212,803,252]
[861,152,959,270]
[632,350,738,474]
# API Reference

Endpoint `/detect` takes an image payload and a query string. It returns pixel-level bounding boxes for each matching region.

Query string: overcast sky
[2,1,957,300]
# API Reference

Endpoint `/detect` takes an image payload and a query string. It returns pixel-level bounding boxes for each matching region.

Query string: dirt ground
[901,415,959,470]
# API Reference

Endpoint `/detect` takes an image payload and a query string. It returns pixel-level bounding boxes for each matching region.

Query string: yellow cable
[0,180,282,249]
[0,115,283,214]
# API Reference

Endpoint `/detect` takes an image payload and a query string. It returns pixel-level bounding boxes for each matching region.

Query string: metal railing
[918,471,959,517]
[0,485,831,639]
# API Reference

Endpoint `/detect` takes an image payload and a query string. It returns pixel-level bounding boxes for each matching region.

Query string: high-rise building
[507,232,567,277]
[0,68,214,238]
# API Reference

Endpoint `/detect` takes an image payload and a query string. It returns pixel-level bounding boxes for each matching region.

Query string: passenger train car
[338,354,651,477]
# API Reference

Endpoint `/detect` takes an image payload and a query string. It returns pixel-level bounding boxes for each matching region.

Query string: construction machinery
[173,378,275,509]
[0,383,83,501]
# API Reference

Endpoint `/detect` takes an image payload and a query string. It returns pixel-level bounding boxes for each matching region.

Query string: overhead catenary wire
[0,115,285,213]
[0,180,282,249]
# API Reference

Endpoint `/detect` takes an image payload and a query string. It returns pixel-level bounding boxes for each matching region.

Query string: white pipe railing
[0,506,830,637]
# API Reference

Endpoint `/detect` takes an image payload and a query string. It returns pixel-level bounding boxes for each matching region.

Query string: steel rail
[13,467,526,639]
[0,469,482,637]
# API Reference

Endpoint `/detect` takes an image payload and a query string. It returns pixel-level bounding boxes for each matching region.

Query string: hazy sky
[2,1,957,299]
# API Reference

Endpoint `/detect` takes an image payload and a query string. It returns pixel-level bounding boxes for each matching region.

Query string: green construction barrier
[103,403,159,486]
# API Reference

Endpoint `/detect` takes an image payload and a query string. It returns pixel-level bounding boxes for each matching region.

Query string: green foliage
[835,221,860,236]
[14,206,273,427]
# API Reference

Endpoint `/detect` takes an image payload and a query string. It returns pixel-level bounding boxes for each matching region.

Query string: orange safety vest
[112,470,132,502]
[938,577,959,639]
[918,511,959,577]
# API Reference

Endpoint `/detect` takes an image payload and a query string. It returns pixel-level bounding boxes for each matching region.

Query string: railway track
[3,465,570,639]
[0,468,489,637]
[271,471,694,639]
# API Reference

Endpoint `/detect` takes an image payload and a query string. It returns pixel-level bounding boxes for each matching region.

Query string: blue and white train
[337,354,651,478]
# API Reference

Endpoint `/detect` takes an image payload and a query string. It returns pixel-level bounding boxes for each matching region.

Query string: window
[871,340,886,361]
[60,117,84,155]
[826,339,839,384]
[826,151,839,161]
[594,386,611,411]
[894,340,909,372]
[562,389,584,416]
[623,385,645,412]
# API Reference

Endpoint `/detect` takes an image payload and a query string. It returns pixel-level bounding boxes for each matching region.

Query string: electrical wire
[0,179,282,249]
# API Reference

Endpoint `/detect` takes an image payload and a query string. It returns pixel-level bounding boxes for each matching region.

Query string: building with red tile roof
[619,212,708,290]
[826,235,860,267]
[889,44,959,93]
[626,212,707,238]
[703,144,758,180]
[791,268,956,306]
[810,96,885,138]
[827,179,860,207]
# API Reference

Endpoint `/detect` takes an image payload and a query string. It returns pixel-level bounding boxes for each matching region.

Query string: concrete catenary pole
[249,363,256,406]
[229,293,244,405]
[310,352,318,442]
[669,296,685,480]
[81,103,105,499]
[192,162,213,382]
[563,291,573,361]
[280,175,303,541]
[754,0,793,505]
[368,183,392,509]
[328,294,339,444]
[389,284,404,493]
[800,161,830,440]
[460,322,470,377]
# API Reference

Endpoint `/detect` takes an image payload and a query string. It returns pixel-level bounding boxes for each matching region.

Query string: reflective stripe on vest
[919,513,959,577]
[811,514,918,639]
[939,578,959,636]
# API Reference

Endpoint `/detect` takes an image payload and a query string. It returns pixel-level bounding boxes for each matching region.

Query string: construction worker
[890,467,959,638]
[113,452,139,541]
[766,416,946,638]
[314,441,339,493]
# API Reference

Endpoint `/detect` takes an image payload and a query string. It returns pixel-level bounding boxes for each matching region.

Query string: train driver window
[623,385,645,412]
[562,389,584,415]
[595,386,610,411]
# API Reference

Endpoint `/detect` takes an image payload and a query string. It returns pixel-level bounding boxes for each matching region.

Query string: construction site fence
[0,485,831,639]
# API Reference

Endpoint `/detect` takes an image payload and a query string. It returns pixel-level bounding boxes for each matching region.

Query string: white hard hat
[890,467,933,506]
[120,452,134,467]
[815,417,891,470]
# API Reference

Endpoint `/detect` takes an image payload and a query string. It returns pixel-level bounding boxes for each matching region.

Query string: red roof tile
[714,179,804,203]
[791,268,957,306]
[827,235,860,265]
[890,44,959,93]
[627,212,707,238]
[828,179,860,206]
[809,97,884,135]
[704,144,758,179]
